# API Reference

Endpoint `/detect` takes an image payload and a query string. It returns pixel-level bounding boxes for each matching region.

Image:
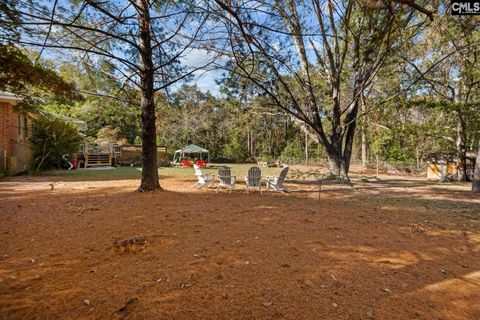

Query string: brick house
[0,92,37,174]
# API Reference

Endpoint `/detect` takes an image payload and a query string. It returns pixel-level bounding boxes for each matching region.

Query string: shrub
[96,126,120,144]
[30,117,82,170]
[222,140,246,161]
[157,159,171,167]
[257,154,274,163]
[280,138,304,159]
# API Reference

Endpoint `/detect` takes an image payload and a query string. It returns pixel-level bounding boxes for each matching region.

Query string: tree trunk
[327,155,349,177]
[416,147,420,170]
[472,141,480,193]
[342,100,360,177]
[456,116,468,182]
[324,105,358,179]
[323,35,361,180]
[247,127,250,158]
[137,0,160,191]
[361,97,368,168]
[328,155,342,176]
[304,128,308,166]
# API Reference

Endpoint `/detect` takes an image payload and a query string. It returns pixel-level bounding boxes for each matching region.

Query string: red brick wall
[0,102,33,173]
[0,102,13,172]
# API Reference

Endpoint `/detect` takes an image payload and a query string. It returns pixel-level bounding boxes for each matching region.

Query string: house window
[18,114,27,141]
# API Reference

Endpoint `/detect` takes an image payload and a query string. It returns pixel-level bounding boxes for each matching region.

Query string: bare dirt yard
[1,166,479,319]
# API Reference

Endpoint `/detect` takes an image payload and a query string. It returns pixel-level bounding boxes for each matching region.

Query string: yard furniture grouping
[192,164,289,193]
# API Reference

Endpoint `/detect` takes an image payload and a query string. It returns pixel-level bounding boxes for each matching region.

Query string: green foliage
[280,138,304,160]
[96,126,120,143]
[0,44,80,111]
[0,0,20,38]
[154,83,320,162]
[309,144,326,160]
[257,154,274,163]
[370,126,413,164]
[384,146,408,163]
[156,135,165,146]
[30,117,82,171]
[40,61,141,143]
[222,140,246,161]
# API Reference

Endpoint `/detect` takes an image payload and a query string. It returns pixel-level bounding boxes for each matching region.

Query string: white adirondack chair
[245,166,262,194]
[266,166,289,192]
[217,167,236,193]
[192,164,215,189]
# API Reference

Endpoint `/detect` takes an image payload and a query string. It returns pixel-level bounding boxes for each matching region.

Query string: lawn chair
[192,164,215,189]
[182,159,192,167]
[197,159,208,167]
[266,166,290,192]
[245,166,262,194]
[217,167,236,193]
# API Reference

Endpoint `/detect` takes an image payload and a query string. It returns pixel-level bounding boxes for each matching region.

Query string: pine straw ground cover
[0,167,479,319]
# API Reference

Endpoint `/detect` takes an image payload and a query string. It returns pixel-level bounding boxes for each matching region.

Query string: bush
[222,140,246,161]
[384,145,408,163]
[280,138,304,159]
[157,159,171,167]
[96,126,120,144]
[257,154,274,163]
[30,117,82,170]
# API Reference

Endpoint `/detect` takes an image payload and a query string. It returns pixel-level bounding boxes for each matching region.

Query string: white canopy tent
[173,144,210,162]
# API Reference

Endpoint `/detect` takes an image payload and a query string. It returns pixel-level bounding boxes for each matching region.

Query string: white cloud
[181,48,213,68]
[178,48,226,96]
[192,70,222,94]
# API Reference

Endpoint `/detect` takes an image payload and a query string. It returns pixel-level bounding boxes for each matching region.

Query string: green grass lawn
[43,164,285,182]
